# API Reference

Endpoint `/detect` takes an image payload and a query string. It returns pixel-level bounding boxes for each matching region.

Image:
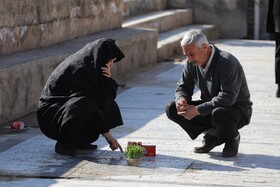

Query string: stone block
[123,9,193,33]
[0,0,123,56]
[123,0,167,18]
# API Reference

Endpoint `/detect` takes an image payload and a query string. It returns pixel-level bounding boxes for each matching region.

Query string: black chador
[37,38,125,149]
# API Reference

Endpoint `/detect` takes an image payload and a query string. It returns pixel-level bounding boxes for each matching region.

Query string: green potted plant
[124,144,145,166]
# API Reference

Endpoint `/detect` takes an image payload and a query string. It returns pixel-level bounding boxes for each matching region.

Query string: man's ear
[202,43,208,49]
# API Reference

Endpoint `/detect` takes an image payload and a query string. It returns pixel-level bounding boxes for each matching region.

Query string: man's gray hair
[180,30,209,48]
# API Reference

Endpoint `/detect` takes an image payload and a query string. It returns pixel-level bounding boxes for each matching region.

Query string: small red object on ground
[11,122,25,129]
[128,141,142,146]
[143,145,156,157]
[127,141,156,157]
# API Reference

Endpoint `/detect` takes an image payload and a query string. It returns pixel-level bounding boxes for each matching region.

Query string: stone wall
[192,0,248,39]
[168,0,248,39]
[168,0,271,40]
[0,0,123,56]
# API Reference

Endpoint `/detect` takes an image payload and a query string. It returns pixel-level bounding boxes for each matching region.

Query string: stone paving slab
[0,40,280,186]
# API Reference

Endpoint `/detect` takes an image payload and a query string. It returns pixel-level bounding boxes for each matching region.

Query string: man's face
[182,43,208,68]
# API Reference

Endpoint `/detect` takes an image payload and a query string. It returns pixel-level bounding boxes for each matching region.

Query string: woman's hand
[101,64,111,78]
[103,132,123,152]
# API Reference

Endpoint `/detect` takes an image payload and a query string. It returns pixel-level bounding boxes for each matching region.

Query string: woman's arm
[103,132,123,152]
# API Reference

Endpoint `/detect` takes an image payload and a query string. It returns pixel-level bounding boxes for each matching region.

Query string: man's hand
[176,99,200,120]
[183,105,200,120]
[176,99,189,114]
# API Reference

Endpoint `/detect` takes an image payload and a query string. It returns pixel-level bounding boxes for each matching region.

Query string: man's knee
[211,107,231,125]
[165,101,177,119]
[211,107,240,128]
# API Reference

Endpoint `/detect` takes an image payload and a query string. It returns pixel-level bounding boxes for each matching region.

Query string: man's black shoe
[74,143,98,150]
[222,134,240,157]
[194,134,220,153]
[55,142,75,156]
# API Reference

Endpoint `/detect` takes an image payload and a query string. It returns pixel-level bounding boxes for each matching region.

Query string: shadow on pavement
[208,152,280,171]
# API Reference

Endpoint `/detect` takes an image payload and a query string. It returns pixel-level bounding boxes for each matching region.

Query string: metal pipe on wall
[254,0,260,40]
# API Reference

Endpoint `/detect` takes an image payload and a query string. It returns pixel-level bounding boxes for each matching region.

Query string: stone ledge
[123,9,193,33]
[123,0,167,18]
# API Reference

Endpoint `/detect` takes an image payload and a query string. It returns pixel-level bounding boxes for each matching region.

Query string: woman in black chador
[37,38,125,156]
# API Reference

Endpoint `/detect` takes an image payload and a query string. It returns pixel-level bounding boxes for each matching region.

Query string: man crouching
[166,30,253,157]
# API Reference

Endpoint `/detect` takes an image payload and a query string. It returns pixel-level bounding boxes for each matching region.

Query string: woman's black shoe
[74,143,98,150]
[55,142,75,156]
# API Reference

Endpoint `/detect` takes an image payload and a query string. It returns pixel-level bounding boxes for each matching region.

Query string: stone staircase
[122,0,219,61]
[0,0,219,125]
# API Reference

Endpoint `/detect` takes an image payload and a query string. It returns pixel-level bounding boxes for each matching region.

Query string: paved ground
[0,39,279,187]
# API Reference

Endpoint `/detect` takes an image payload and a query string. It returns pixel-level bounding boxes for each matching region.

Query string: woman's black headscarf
[83,38,125,69]
[39,38,125,107]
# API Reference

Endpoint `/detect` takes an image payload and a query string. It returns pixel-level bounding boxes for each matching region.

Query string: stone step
[157,24,220,61]
[0,28,158,125]
[123,0,167,18]
[122,9,193,33]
